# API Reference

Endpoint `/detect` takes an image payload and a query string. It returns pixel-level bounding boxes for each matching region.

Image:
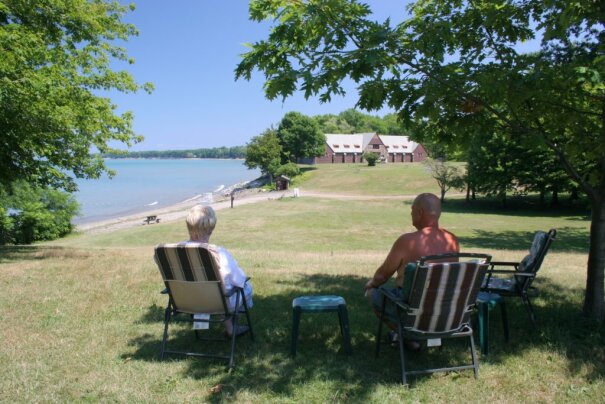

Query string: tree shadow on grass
[478,277,605,381]
[125,273,604,399]
[0,245,90,264]
[458,227,589,253]
[440,197,591,219]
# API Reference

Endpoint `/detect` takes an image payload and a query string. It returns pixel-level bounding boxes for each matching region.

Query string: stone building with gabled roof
[298,133,427,164]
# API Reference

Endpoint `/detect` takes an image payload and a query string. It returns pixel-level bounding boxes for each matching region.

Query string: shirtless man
[364,193,459,346]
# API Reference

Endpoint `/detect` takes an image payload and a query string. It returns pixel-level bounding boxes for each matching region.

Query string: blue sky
[110,1,411,151]
[112,1,540,151]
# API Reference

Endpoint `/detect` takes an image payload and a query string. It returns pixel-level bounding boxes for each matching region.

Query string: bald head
[411,193,441,228]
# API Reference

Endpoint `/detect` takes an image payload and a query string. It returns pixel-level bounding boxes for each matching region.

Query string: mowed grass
[1,163,604,402]
[298,162,443,195]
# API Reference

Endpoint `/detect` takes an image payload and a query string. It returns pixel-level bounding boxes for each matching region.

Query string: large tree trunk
[584,195,605,322]
[550,187,559,207]
[570,187,579,204]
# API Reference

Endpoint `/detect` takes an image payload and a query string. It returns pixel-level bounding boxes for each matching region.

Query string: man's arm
[364,235,411,290]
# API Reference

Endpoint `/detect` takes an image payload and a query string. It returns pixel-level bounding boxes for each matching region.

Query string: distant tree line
[313,108,406,135]
[103,146,247,159]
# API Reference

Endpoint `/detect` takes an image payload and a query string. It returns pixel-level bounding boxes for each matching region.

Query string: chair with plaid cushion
[154,242,254,369]
[375,253,491,385]
[482,229,556,327]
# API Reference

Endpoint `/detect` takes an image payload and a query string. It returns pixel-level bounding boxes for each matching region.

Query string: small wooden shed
[275,175,291,191]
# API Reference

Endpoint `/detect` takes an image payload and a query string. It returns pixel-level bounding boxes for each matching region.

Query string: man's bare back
[365,193,459,290]
[390,226,459,287]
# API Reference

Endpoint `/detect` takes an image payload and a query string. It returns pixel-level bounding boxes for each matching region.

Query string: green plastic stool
[476,291,510,355]
[291,295,352,356]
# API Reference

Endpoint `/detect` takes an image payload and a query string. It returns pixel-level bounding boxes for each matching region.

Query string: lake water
[73,159,260,224]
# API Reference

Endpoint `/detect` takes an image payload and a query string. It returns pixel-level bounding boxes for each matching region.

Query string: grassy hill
[1,163,601,402]
[297,162,443,195]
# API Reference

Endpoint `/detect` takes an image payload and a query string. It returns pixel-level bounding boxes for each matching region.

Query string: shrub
[364,152,379,166]
[3,182,80,244]
[275,162,301,178]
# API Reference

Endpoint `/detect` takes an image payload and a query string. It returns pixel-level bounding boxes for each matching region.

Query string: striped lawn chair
[154,242,254,369]
[375,253,491,385]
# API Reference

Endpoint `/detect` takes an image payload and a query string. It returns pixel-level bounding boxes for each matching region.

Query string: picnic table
[143,215,160,225]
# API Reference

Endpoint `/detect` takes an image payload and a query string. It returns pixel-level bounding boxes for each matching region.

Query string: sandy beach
[76,186,290,235]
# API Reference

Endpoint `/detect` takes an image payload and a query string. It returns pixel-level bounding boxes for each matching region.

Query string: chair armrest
[378,287,409,310]
[487,262,519,275]
[505,271,535,278]
[482,271,536,292]
[487,269,535,277]
[490,261,520,267]
[226,279,251,297]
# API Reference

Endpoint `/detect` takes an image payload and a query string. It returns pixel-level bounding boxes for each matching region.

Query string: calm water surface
[74,159,259,224]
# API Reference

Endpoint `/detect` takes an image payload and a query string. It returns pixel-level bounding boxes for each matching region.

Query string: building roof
[324,133,375,153]
[324,133,418,153]
[379,135,419,153]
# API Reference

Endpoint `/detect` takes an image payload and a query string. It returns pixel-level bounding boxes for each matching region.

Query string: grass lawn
[1,163,603,402]
[297,162,445,195]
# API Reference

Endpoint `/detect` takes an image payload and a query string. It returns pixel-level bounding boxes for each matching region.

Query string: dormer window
[333,144,339,148]
[344,144,350,148]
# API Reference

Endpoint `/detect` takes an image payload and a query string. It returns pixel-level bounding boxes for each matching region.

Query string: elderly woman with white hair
[185,204,253,337]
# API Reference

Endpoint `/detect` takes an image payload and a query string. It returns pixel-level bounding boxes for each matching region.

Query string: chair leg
[478,301,489,356]
[523,294,537,328]
[396,316,407,385]
[240,289,255,341]
[228,315,237,370]
[227,293,242,370]
[160,308,171,360]
[469,333,479,379]
[375,294,387,358]
[338,304,352,355]
[291,306,301,356]
[500,300,510,342]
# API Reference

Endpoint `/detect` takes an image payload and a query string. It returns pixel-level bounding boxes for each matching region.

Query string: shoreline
[102,157,246,161]
[73,177,260,226]
[76,178,288,235]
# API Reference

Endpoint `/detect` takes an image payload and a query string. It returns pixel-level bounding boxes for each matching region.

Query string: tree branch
[529,112,598,202]
[541,99,602,117]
